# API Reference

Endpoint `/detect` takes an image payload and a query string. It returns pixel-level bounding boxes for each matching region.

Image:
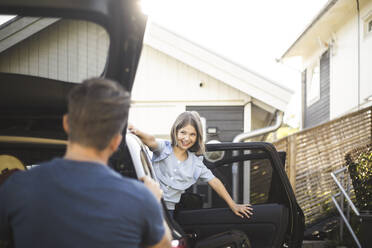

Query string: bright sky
[141,0,328,127]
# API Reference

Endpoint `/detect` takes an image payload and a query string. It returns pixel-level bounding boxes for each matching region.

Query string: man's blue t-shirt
[0,158,164,248]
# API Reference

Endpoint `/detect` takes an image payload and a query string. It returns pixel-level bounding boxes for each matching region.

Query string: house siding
[304,50,330,128]
[0,19,109,83]
[133,45,249,102]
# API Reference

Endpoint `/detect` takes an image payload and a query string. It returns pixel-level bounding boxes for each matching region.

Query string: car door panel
[176,204,289,248]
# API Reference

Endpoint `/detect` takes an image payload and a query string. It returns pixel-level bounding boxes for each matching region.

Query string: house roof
[0,17,293,112]
[144,22,293,112]
[0,16,59,53]
[280,0,356,61]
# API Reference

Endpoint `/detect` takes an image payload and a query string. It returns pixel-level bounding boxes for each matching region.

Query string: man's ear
[110,133,122,152]
[63,114,69,134]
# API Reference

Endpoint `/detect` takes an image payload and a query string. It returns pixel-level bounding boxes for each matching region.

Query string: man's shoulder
[0,158,61,191]
[112,176,151,196]
[26,158,61,172]
[0,170,31,203]
[100,177,160,221]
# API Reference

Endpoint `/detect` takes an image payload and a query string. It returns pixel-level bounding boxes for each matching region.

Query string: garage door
[186,106,244,142]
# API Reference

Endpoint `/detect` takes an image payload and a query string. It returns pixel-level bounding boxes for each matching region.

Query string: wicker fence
[273,106,372,225]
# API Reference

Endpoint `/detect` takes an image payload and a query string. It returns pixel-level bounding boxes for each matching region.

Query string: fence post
[288,135,297,193]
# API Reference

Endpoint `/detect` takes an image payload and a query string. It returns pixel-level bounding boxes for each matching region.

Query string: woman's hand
[230,203,253,218]
[127,124,158,150]
[127,123,137,135]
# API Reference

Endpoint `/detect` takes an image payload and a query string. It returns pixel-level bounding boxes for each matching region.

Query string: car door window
[195,147,284,208]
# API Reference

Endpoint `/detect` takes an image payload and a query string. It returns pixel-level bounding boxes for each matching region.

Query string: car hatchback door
[0,0,146,156]
[0,0,146,121]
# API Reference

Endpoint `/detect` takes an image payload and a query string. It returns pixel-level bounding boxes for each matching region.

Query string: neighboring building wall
[331,1,372,118]
[129,45,252,137]
[360,0,372,106]
[330,10,360,118]
[300,0,372,121]
[0,19,109,83]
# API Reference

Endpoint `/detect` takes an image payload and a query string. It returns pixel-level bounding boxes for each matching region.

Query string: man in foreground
[0,78,171,248]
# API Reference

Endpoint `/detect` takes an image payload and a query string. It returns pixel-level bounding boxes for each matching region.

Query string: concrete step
[302,240,327,248]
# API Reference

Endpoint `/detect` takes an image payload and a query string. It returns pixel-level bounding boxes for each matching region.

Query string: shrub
[345,144,372,212]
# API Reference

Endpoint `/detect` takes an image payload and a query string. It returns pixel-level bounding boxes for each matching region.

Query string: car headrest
[0,155,26,174]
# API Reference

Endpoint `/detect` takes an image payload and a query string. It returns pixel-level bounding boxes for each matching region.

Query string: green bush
[345,144,372,212]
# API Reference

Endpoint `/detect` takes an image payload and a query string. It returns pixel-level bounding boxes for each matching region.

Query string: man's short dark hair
[67,78,130,150]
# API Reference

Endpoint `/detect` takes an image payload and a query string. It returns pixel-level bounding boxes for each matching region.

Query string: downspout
[231,111,284,202]
[233,111,284,143]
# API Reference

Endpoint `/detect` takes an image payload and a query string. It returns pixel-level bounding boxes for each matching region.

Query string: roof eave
[145,22,293,112]
[280,0,339,60]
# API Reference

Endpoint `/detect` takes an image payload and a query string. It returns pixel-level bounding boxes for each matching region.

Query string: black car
[0,0,304,247]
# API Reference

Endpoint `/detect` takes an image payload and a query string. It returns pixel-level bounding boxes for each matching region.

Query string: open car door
[175,142,305,248]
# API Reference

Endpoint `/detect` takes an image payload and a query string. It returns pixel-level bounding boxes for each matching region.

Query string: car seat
[0,155,25,185]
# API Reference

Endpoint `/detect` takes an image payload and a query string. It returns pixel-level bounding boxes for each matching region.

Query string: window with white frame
[306,61,320,107]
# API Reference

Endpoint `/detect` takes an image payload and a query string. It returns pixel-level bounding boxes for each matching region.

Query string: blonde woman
[129,111,252,218]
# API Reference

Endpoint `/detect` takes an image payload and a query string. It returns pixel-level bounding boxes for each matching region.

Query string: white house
[280,0,372,129]
[0,17,293,142]
[126,21,294,141]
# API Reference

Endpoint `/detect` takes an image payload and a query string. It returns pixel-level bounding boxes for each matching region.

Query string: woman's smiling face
[176,124,197,151]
